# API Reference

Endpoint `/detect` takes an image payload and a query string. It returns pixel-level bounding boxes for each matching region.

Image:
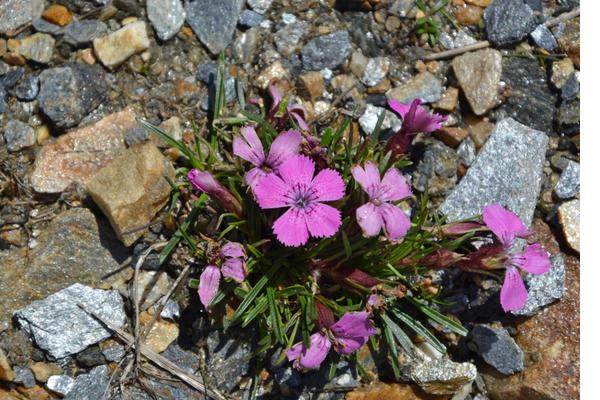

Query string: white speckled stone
[147,0,185,41]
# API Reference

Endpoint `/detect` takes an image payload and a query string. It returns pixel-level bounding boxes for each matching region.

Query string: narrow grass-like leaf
[406,297,468,336]
[382,321,402,379]
[227,265,277,327]
[381,313,414,356]
[138,118,201,169]
[267,287,285,344]
[388,308,446,354]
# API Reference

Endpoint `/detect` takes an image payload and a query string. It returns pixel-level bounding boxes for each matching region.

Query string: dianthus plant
[140,58,551,386]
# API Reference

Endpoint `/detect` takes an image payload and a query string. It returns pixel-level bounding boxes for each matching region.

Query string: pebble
[441,118,548,225]
[0,0,44,34]
[42,4,72,27]
[75,346,106,368]
[140,312,179,353]
[205,330,253,392]
[387,71,442,104]
[362,57,390,87]
[64,20,108,47]
[46,375,75,396]
[30,108,133,193]
[129,270,172,308]
[147,0,185,41]
[483,0,536,46]
[233,27,260,64]
[32,18,63,34]
[408,356,477,395]
[3,120,36,152]
[530,24,557,51]
[554,160,580,199]
[256,60,288,89]
[413,139,459,196]
[435,127,469,148]
[551,58,575,89]
[15,284,126,359]
[184,0,241,55]
[452,48,501,115]
[238,9,264,28]
[101,344,126,362]
[87,142,175,246]
[514,253,566,316]
[37,63,107,130]
[358,104,402,135]
[456,137,476,167]
[301,30,353,71]
[64,365,108,400]
[197,62,237,104]
[248,0,273,14]
[14,73,39,101]
[454,4,484,26]
[14,366,36,388]
[434,86,459,111]
[558,199,580,252]
[0,349,15,382]
[274,20,309,56]
[152,116,183,147]
[11,33,55,64]
[30,362,62,383]
[93,21,150,68]
[471,325,524,375]
[159,299,181,320]
[299,71,325,100]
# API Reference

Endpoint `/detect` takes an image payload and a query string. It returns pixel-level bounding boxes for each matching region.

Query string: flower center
[290,183,316,209]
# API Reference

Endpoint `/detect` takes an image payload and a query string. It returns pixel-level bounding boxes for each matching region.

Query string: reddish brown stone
[346,382,448,400]
[42,4,73,27]
[435,127,469,148]
[454,5,484,25]
[299,71,325,100]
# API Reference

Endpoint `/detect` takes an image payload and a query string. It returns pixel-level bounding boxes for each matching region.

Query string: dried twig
[545,6,580,28]
[78,304,228,400]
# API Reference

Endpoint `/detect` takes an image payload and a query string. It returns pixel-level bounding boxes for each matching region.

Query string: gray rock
[387,71,442,104]
[159,299,181,321]
[14,33,55,63]
[358,103,402,135]
[513,254,566,316]
[471,325,524,375]
[457,137,476,167]
[124,126,150,146]
[389,0,415,17]
[15,284,126,359]
[452,49,502,116]
[561,73,580,101]
[484,0,536,46]
[530,24,557,51]
[238,9,264,27]
[0,66,25,88]
[273,366,303,393]
[557,98,579,129]
[0,88,5,114]
[14,366,36,388]
[38,64,107,129]
[205,330,253,391]
[0,61,9,75]
[147,0,185,41]
[46,375,75,396]
[408,356,477,395]
[197,62,237,105]
[162,343,200,374]
[15,74,40,101]
[184,0,242,55]
[274,20,309,56]
[496,57,556,133]
[32,18,63,34]
[362,57,390,87]
[304,360,358,392]
[413,139,459,196]
[439,30,477,49]
[233,27,260,64]
[440,118,548,224]
[554,160,580,199]
[0,0,43,34]
[101,344,126,362]
[64,365,109,400]
[3,120,36,152]
[64,20,108,47]
[301,31,353,71]
[75,346,106,368]
[247,0,272,14]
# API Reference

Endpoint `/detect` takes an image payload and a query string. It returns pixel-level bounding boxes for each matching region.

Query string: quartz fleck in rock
[408,356,477,395]
[64,365,109,400]
[93,21,150,68]
[530,24,557,51]
[554,160,580,199]
[484,0,536,46]
[184,0,241,55]
[15,284,127,359]
[11,33,55,64]
[87,142,175,246]
[513,254,566,316]
[471,325,524,375]
[3,119,36,152]
[147,0,185,41]
[301,31,353,71]
[46,375,75,397]
[361,57,390,87]
[440,118,548,225]
[452,49,502,115]
[358,104,402,135]
[558,199,580,253]
[64,20,108,47]
[387,71,442,104]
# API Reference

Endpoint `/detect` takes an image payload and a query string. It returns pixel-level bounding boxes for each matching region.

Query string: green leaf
[226,265,277,327]
[388,308,446,354]
[381,313,414,356]
[267,287,285,344]
[137,118,201,169]
[370,110,386,144]
[382,320,402,379]
[406,297,468,336]
[341,231,352,259]
[242,296,268,327]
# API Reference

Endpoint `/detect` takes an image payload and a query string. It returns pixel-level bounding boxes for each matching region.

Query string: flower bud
[188,169,243,217]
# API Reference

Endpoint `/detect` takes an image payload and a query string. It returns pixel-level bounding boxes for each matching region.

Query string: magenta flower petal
[254,173,291,209]
[351,162,381,198]
[388,99,413,118]
[221,258,247,283]
[268,81,283,114]
[380,203,411,242]
[500,266,528,312]
[356,202,384,237]
[198,265,221,308]
[220,242,245,259]
[482,204,528,246]
[379,167,412,202]
[266,129,302,169]
[233,126,265,166]
[512,243,551,275]
[288,104,310,131]
[306,203,342,239]
[278,154,315,187]
[273,207,310,247]
[331,311,377,338]
[188,169,222,193]
[311,169,345,202]
[244,167,268,189]
[410,107,447,133]
[287,333,331,370]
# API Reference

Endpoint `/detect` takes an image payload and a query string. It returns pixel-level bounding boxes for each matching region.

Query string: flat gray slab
[440,118,548,226]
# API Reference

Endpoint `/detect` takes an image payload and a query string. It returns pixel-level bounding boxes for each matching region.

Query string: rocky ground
[0,0,579,399]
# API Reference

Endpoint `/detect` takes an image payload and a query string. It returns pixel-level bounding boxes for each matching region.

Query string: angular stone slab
[440,118,548,225]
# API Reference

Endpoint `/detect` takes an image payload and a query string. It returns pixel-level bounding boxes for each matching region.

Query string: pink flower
[233,126,302,189]
[387,99,447,156]
[268,81,310,131]
[351,161,412,241]
[481,204,551,312]
[198,242,247,308]
[188,169,243,217]
[254,155,345,247]
[287,311,377,370]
